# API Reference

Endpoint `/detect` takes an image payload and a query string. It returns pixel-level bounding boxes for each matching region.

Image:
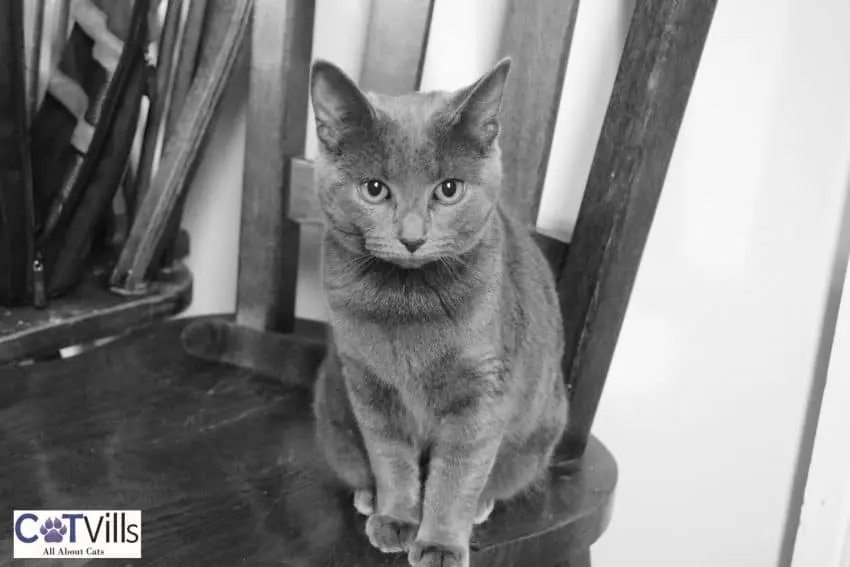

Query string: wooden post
[359,0,433,94]
[497,0,580,226]
[558,0,718,458]
[235,0,314,332]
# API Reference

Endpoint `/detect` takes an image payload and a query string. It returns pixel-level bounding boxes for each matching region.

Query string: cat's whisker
[335,252,379,276]
[438,257,460,280]
[332,226,362,239]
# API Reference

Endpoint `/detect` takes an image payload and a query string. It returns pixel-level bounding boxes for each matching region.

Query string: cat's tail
[181,318,327,390]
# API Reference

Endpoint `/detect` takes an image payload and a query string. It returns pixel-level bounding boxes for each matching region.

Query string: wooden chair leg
[558,549,591,567]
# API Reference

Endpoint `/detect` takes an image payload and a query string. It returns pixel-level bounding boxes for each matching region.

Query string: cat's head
[310,59,511,268]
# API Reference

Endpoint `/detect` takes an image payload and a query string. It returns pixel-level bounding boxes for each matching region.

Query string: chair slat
[497,0,580,226]
[359,0,434,94]
[288,157,321,225]
[235,0,314,332]
[557,0,717,458]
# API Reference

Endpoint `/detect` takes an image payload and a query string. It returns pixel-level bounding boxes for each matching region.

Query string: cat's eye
[359,179,391,203]
[433,179,466,205]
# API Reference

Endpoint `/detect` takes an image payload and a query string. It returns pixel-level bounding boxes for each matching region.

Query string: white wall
[180,1,850,565]
[792,226,850,567]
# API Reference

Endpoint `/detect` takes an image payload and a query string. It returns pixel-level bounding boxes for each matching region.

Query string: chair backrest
[236,0,716,459]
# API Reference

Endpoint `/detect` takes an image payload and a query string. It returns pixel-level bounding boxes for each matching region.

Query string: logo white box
[12,510,142,560]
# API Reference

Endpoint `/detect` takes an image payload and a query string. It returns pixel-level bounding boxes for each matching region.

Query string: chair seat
[0,263,192,364]
[0,316,616,566]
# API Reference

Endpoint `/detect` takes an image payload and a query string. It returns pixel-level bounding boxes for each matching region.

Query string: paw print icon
[40,518,67,543]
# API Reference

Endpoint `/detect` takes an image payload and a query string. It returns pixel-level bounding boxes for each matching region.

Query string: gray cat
[310,58,568,567]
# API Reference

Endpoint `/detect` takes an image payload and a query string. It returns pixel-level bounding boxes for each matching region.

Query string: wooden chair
[0,0,716,564]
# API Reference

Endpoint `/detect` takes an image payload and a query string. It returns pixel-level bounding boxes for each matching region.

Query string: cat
[310,58,568,567]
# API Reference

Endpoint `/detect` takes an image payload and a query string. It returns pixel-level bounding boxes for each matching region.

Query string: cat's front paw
[408,540,468,567]
[365,513,418,553]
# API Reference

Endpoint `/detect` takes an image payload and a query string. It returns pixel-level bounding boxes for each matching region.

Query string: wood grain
[235,0,314,333]
[496,0,579,226]
[359,0,434,94]
[557,0,718,458]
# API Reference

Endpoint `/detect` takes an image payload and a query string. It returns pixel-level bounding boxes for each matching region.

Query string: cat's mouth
[371,252,433,270]
[359,254,464,290]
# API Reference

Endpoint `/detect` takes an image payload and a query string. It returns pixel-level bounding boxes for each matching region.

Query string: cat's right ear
[310,60,374,152]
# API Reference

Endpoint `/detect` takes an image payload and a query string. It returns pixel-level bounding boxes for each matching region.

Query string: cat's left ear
[310,60,376,152]
[447,58,512,148]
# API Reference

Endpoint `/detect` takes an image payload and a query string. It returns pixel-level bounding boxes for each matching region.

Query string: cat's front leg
[409,394,506,567]
[345,365,422,554]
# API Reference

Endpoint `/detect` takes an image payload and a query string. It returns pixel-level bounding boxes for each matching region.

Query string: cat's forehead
[361,90,457,183]
[366,90,454,124]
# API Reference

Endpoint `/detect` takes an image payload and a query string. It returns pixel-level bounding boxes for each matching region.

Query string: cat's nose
[398,213,427,253]
[400,238,425,253]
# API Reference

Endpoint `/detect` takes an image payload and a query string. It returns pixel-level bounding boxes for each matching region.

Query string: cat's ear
[310,60,375,151]
[446,58,511,148]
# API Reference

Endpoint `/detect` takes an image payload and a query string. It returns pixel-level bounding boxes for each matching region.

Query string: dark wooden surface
[0,264,191,365]
[0,316,615,566]
[112,0,252,293]
[359,0,434,94]
[558,0,717,458]
[236,0,314,333]
[496,0,579,226]
[0,0,35,306]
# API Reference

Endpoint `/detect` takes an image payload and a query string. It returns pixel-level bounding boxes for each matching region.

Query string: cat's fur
[310,59,567,567]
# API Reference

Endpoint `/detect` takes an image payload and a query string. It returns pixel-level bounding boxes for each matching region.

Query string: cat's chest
[335,318,460,441]
[334,318,454,382]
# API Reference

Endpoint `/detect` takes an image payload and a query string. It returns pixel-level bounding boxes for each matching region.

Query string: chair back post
[496,0,580,227]
[557,0,718,459]
[359,0,434,94]
[236,0,315,333]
